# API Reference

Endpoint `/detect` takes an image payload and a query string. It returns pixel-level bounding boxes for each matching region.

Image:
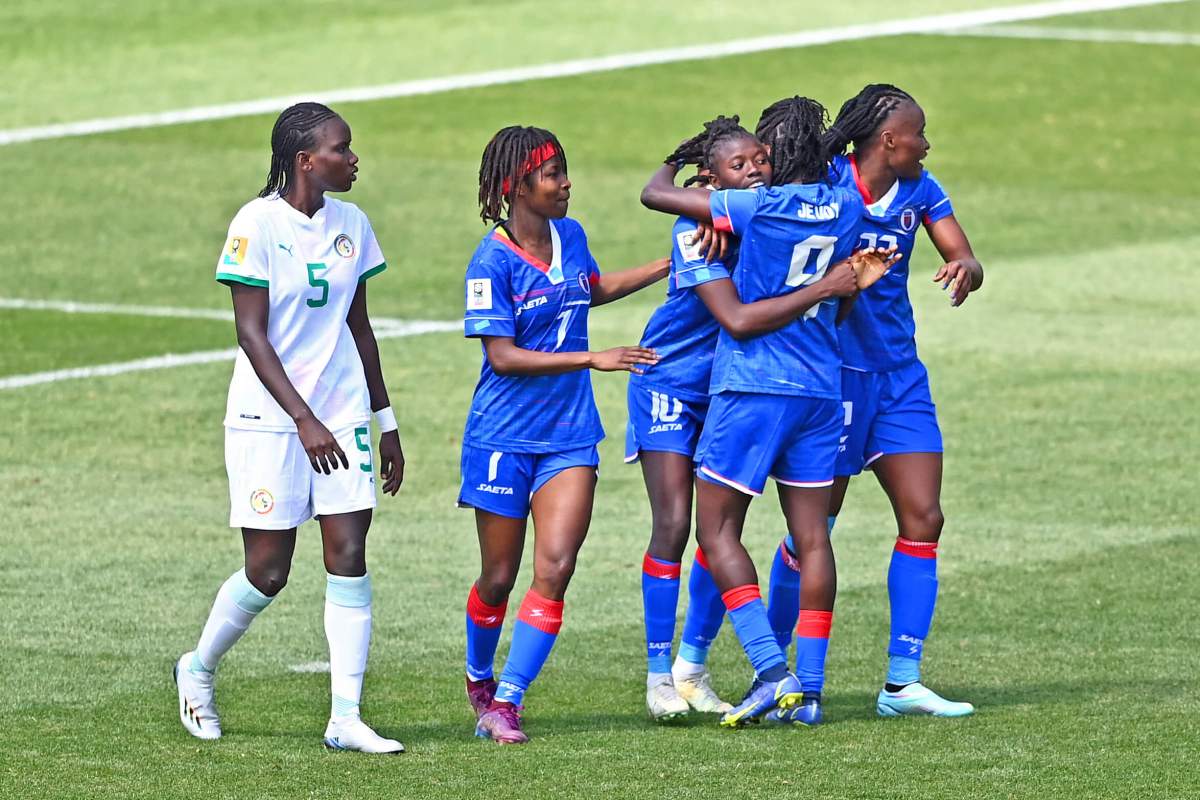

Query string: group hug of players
[174,82,984,753]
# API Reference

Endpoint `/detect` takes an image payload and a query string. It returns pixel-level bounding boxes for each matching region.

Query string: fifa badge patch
[223,237,248,266]
[900,208,918,233]
[467,278,493,310]
[676,227,705,263]
[334,234,355,258]
[250,488,275,515]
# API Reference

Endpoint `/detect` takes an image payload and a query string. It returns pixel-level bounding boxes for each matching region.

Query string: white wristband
[374,406,398,434]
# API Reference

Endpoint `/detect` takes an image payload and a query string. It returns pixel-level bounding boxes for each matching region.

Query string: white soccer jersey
[215,195,387,432]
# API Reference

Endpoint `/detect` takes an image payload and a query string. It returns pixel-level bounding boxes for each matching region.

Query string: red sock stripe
[467,584,508,628]
[642,553,682,580]
[795,610,833,639]
[694,547,710,571]
[894,537,938,559]
[779,540,801,572]
[720,584,762,612]
[516,590,564,634]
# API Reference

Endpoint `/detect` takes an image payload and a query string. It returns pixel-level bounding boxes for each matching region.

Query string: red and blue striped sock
[887,537,938,686]
[677,548,724,667]
[794,610,833,694]
[722,584,787,678]
[494,590,564,706]
[642,554,681,675]
[465,583,507,681]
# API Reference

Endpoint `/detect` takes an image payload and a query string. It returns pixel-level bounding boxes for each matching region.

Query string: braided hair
[823,84,915,156]
[753,96,830,185]
[662,115,754,174]
[258,102,341,198]
[478,126,568,224]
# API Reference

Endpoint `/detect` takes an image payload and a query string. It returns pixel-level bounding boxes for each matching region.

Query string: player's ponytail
[259,102,341,199]
[754,96,830,185]
[662,115,753,169]
[823,84,914,156]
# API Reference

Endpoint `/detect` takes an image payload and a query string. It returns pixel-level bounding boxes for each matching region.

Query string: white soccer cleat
[646,675,690,721]
[173,652,222,740]
[876,682,975,718]
[323,717,405,754]
[672,667,733,714]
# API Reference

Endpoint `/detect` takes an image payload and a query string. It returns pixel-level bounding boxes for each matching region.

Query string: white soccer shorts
[225,423,377,530]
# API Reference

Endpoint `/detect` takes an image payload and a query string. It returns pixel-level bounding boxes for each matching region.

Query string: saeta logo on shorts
[250,488,275,515]
[475,483,514,495]
[649,390,684,434]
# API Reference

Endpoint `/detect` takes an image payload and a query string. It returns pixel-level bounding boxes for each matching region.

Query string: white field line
[0,296,437,331]
[0,319,460,391]
[941,24,1200,44]
[0,0,1184,147]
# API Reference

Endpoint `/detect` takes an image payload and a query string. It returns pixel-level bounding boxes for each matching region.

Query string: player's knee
[649,507,691,558]
[246,563,290,596]
[478,564,519,603]
[324,539,367,576]
[535,555,576,596]
[902,505,944,541]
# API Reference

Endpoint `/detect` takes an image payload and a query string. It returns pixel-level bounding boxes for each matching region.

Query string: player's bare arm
[640,163,715,221]
[229,283,347,475]
[347,283,403,495]
[927,215,983,307]
[693,261,857,341]
[480,336,659,377]
[590,257,671,306]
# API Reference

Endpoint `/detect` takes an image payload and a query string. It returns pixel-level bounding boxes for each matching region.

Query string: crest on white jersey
[335,234,355,258]
[467,278,493,310]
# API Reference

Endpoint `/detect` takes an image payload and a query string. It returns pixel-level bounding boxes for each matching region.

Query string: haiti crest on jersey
[899,208,918,233]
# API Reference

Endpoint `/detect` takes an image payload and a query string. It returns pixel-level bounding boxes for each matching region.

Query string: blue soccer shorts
[694,391,842,496]
[624,381,709,463]
[835,360,943,477]
[458,444,600,519]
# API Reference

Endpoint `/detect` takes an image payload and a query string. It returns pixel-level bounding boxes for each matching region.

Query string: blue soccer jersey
[631,216,733,401]
[708,183,864,399]
[831,154,955,371]
[462,217,604,453]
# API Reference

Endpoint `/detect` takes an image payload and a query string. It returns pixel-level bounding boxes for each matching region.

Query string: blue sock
[766,517,836,654]
[795,610,833,694]
[642,554,681,674]
[465,583,507,681]
[678,548,724,665]
[766,539,801,653]
[494,590,563,707]
[722,585,786,677]
[886,538,939,686]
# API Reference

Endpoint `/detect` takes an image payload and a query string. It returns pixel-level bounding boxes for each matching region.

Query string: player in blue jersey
[640,96,871,727]
[630,115,889,722]
[764,84,984,718]
[460,126,670,744]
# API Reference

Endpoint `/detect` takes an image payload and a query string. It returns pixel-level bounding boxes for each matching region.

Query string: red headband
[502,141,559,196]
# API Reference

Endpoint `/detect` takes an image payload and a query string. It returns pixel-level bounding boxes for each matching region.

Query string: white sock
[325,573,372,720]
[193,569,275,673]
[672,655,705,679]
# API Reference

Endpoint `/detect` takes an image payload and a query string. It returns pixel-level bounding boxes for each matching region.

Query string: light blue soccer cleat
[764,692,823,726]
[719,672,804,728]
[876,682,974,718]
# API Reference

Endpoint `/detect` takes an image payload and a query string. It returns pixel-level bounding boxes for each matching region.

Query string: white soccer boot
[323,717,406,754]
[173,652,222,740]
[876,682,975,717]
[646,674,690,721]
[671,665,733,714]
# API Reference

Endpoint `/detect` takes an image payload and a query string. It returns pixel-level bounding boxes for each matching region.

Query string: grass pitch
[1,2,1198,798]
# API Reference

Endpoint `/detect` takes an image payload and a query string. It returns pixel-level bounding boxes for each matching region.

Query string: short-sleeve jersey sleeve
[671,216,731,289]
[922,172,954,226]
[215,206,269,288]
[709,188,760,236]
[463,252,516,338]
[357,217,388,283]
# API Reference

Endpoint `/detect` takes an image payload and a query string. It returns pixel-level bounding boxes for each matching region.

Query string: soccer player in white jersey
[173,103,405,754]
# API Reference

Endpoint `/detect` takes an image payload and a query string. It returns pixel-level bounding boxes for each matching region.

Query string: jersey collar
[491,221,564,283]
[848,154,899,216]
